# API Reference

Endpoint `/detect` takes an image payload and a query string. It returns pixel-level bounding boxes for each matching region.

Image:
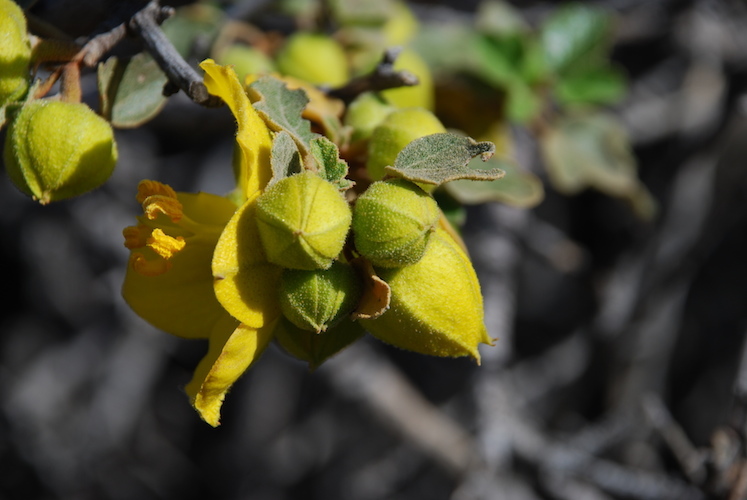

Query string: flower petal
[122,191,237,339]
[185,315,276,426]
[201,59,273,200]
[212,195,283,328]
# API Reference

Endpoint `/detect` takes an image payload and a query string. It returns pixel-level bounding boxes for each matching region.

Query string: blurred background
[2,0,747,499]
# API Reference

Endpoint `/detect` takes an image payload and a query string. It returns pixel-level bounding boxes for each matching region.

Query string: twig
[642,392,708,484]
[128,1,223,107]
[327,47,419,103]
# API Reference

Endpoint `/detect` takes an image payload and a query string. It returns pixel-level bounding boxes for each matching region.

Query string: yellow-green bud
[4,100,118,204]
[0,0,31,106]
[353,179,439,267]
[344,92,396,144]
[381,49,434,111]
[275,33,349,88]
[361,228,493,361]
[216,45,275,82]
[256,171,352,270]
[280,261,362,333]
[366,107,446,181]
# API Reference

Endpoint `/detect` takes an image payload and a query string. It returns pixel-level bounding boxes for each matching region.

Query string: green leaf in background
[249,76,319,158]
[540,3,611,74]
[540,112,639,198]
[309,137,353,190]
[386,133,503,185]
[160,3,224,58]
[445,157,544,207]
[555,66,626,105]
[273,316,365,370]
[98,55,168,129]
[505,79,542,124]
[270,131,302,185]
[329,0,392,26]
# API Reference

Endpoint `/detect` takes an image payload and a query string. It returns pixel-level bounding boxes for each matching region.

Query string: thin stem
[327,47,418,103]
[128,1,222,107]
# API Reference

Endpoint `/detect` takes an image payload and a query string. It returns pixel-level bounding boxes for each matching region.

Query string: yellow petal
[361,228,493,361]
[122,192,238,339]
[212,195,283,328]
[186,316,276,426]
[200,59,273,199]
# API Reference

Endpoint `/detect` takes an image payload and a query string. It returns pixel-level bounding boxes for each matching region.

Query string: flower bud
[256,171,352,270]
[360,228,493,361]
[353,179,439,267]
[344,92,396,144]
[279,261,362,333]
[0,0,31,107]
[381,49,434,111]
[275,32,349,88]
[366,107,446,181]
[4,99,118,204]
[215,44,274,81]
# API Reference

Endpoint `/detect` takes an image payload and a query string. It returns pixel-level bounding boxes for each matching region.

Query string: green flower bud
[353,179,439,267]
[256,171,352,270]
[0,0,31,107]
[344,92,396,144]
[275,33,349,88]
[366,107,446,181]
[361,228,493,361]
[280,261,362,333]
[4,100,118,204]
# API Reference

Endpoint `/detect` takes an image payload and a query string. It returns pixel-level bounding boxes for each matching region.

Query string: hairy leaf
[386,133,503,185]
[248,76,319,156]
[269,131,302,185]
[309,136,353,190]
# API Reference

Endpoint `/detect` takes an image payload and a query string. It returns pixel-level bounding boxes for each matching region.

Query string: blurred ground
[2,1,747,499]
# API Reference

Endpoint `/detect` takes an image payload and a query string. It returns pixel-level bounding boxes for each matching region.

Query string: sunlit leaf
[540,3,612,74]
[386,133,503,185]
[270,131,302,185]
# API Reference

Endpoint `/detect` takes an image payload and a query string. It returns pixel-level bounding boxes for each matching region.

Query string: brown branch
[327,47,419,103]
[128,1,222,107]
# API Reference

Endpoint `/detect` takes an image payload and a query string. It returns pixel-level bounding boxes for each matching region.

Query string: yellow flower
[123,60,279,426]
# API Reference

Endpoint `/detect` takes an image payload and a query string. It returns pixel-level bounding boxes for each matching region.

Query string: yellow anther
[147,228,186,259]
[131,252,172,277]
[136,180,178,204]
[143,195,184,222]
[123,224,152,249]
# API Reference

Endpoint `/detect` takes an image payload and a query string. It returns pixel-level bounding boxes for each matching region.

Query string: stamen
[131,252,172,277]
[136,180,178,204]
[143,195,183,222]
[123,224,152,249]
[147,228,186,259]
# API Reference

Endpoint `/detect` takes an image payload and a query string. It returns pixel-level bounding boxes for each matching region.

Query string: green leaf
[386,133,503,185]
[506,80,542,123]
[476,1,527,36]
[555,66,626,105]
[97,55,168,129]
[160,4,223,58]
[273,316,365,370]
[540,3,612,74]
[445,157,544,207]
[248,76,319,157]
[270,131,302,185]
[540,112,638,197]
[309,136,353,190]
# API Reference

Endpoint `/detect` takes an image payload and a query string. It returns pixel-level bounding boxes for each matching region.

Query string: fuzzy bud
[256,171,352,270]
[353,179,439,268]
[4,100,118,204]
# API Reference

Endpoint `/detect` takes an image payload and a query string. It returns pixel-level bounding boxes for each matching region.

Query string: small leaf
[386,133,503,186]
[269,131,302,185]
[445,157,544,207]
[274,315,365,370]
[98,54,168,129]
[309,136,353,190]
[540,3,612,74]
[555,66,626,105]
[248,76,319,156]
[540,112,638,197]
